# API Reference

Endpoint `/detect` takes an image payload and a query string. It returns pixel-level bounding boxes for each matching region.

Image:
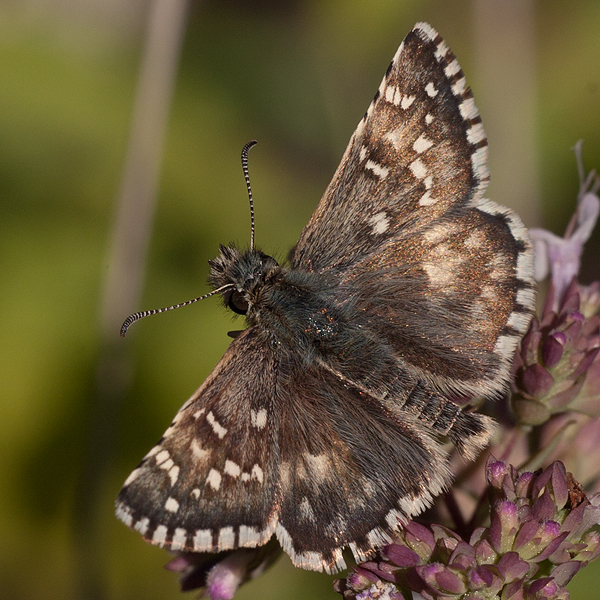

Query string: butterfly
[116,22,536,574]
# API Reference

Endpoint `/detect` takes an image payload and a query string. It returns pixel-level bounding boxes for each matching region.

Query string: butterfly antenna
[120,283,235,337]
[241,140,258,251]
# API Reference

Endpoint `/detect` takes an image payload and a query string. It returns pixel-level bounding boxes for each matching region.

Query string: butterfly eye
[226,290,249,315]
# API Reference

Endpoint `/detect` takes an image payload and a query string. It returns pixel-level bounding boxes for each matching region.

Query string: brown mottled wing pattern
[290,22,535,397]
[116,22,537,577]
[116,328,452,574]
[116,328,281,554]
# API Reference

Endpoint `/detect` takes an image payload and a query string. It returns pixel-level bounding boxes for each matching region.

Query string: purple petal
[205,551,253,600]
[529,532,569,562]
[448,541,475,569]
[487,459,511,488]
[513,519,540,550]
[417,564,466,595]
[532,490,557,521]
[515,472,535,499]
[527,577,557,596]
[503,579,526,600]
[550,561,583,586]
[404,521,436,551]
[497,552,531,582]
[550,462,569,508]
[468,565,494,588]
[561,501,587,538]
[435,569,466,595]
[490,501,519,553]
[165,555,194,573]
[573,192,600,244]
[522,364,555,398]
[573,347,600,379]
[474,538,498,564]
[382,543,421,567]
[542,334,566,368]
[347,567,382,586]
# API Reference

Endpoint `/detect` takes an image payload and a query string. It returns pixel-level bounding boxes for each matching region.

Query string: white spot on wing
[419,191,436,206]
[224,459,241,478]
[251,464,264,483]
[368,211,390,234]
[516,252,533,281]
[409,158,427,180]
[144,445,161,460]
[218,526,235,550]
[507,311,531,333]
[385,508,404,529]
[413,133,434,154]
[423,222,458,244]
[459,97,478,120]
[304,453,330,483]
[425,82,438,97]
[239,525,261,546]
[171,528,188,551]
[516,288,536,310]
[206,468,222,490]
[494,334,516,359]
[384,127,407,150]
[467,122,486,146]
[123,468,142,487]
[433,38,451,62]
[193,408,205,419]
[452,77,466,95]
[365,159,389,179]
[385,85,400,105]
[165,496,180,513]
[155,450,170,466]
[400,95,416,109]
[444,58,461,77]
[366,527,393,549]
[115,503,133,527]
[191,488,200,499]
[207,411,227,439]
[425,113,434,125]
[251,408,268,429]
[423,261,454,287]
[168,465,180,486]
[193,528,212,552]
[134,517,149,536]
[153,525,168,546]
[349,541,370,564]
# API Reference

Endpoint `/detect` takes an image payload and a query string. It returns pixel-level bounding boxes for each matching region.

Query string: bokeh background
[1,1,599,599]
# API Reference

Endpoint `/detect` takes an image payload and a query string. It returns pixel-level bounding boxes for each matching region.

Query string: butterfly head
[209,244,282,318]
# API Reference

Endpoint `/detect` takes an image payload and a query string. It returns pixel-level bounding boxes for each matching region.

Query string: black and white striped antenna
[120,140,259,337]
[241,139,258,251]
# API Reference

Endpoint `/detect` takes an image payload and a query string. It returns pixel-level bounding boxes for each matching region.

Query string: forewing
[290,22,535,397]
[290,22,490,272]
[116,328,281,554]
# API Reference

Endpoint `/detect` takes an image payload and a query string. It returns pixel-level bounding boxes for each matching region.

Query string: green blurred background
[1,1,599,599]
